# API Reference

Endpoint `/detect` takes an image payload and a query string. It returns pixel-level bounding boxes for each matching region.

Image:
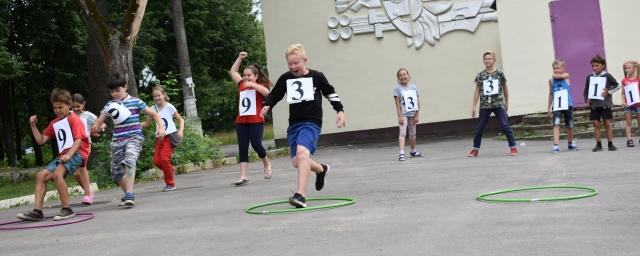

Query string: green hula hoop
[477,184,598,203]
[246,196,356,215]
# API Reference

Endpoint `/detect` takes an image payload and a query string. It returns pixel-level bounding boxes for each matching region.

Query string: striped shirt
[100,95,147,141]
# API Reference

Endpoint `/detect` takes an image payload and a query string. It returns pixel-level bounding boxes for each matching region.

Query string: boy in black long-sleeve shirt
[583,55,619,152]
[261,43,345,208]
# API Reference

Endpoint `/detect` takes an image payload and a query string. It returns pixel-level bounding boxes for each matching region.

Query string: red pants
[153,136,175,186]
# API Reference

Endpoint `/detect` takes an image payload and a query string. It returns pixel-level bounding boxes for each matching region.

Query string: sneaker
[162,185,177,192]
[627,139,635,147]
[608,144,618,151]
[288,193,307,208]
[467,149,479,157]
[568,143,579,151]
[16,209,44,222]
[53,208,75,221]
[316,164,329,191]
[82,192,94,205]
[410,151,424,157]
[119,197,135,208]
[510,147,518,156]
[398,154,406,161]
[592,144,603,152]
[551,145,560,154]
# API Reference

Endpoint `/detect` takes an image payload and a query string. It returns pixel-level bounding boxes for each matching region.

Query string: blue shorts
[45,152,84,177]
[624,106,640,113]
[552,107,574,128]
[287,122,321,158]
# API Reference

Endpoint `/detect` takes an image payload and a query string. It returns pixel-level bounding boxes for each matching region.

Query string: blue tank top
[552,79,573,107]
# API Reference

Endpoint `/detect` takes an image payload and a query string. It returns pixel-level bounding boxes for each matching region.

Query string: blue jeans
[473,107,516,148]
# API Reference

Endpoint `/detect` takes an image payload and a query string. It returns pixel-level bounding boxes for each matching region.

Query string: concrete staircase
[510,106,639,140]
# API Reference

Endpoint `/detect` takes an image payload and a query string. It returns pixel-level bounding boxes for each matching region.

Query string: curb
[0,183,99,209]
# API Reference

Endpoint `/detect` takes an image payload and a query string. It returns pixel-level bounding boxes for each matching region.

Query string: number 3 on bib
[483,79,499,96]
[401,90,419,112]
[552,89,569,111]
[286,77,314,104]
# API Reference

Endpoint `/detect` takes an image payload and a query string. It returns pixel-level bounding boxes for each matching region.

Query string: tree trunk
[1,81,16,167]
[75,0,146,99]
[9,80,22,162]
[171,0,202,135]
[26,77,43,165]
[108,31,138,96]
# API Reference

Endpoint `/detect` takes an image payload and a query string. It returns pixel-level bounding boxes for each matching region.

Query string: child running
[260,43,345,208]
[583,55,619,152]
[92,72,166,208]
[468,51,518,157]
[620,61,640,147]
[70,93,104,205]
[229,51,272,186]
[17,88,90,221]
[393,68,424,161]
[142,86,184,191]
[546,60,579,153]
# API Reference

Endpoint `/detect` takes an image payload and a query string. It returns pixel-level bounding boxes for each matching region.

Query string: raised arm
[29,115,49,145]
[229,52,247,84]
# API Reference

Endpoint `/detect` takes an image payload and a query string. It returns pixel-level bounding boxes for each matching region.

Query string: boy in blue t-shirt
[547,60,578,153]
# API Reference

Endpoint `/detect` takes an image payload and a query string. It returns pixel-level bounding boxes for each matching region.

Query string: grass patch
[0,176,80,201]
[211,124,274,145]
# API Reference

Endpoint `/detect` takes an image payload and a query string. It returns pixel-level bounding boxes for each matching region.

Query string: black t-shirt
[265,69,344,127]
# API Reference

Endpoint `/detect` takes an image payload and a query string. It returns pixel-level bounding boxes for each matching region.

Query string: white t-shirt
[152,103,178,136]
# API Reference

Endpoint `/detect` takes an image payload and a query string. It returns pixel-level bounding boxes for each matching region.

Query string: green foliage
[134,0,266,132]
[88,124,223,188]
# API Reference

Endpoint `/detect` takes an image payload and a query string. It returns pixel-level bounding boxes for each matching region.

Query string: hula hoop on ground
[0,212,95,231]
[477,185,598,203]
[246,197,356,215]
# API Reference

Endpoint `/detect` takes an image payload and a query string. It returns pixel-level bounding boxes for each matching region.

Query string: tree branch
[74,0,112,68]
[121,0,148,47]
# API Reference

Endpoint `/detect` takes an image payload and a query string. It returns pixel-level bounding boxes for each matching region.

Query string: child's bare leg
[239,162,249,180]
[567,128,574,143]
[593,120,602,142]
[604,119,614,142]
[117,167,135,193]
[74,167,91,196]
[293,145,321,197]
[34,170,51,210]
[399,137,405,153]
[409,136,417,151]
[553,126,560,145]
[625,112,633,140]
[635,113,640,137]
[51,165,70,208]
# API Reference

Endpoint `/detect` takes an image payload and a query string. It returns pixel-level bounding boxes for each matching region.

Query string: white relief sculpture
[329,0,498,49]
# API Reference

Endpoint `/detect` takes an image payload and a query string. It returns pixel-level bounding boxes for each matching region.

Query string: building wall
[262,0,503,140]
[498,0,640,113]
[262,0,638,141]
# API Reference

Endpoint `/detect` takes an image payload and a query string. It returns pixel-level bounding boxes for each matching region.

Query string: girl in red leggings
[143,86,184,191]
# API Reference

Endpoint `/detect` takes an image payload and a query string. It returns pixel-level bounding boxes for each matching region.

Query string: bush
[88,125,223,188]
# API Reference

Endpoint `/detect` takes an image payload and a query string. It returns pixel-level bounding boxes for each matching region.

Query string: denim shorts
[624,106,640,113]
[45,152,84,177]
[287,122,321,158]
[552,107,574,128]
